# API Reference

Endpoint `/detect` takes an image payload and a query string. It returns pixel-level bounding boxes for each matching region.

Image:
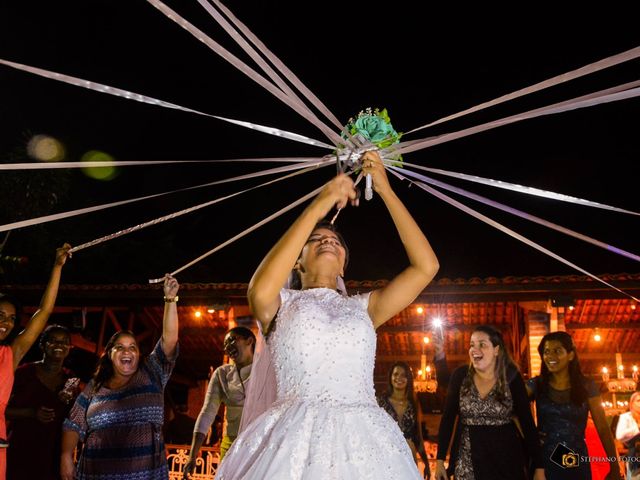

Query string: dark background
[1,1,639,285]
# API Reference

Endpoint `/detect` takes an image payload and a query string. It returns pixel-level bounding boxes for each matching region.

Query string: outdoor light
[423,336,430,344]
[194,310,202,318]
[593,329,602,342]
[416,306,424,315]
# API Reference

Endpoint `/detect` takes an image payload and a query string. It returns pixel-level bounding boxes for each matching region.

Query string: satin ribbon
[204,0,344,131]
[146,0,344,147]
[0,58,333,150]
[389,81,640,156]
[0,156,329,171]
[390,165,640,263]
[406,46,640,135]
[71,162,329,253]
[391,161,640,216]
[388,169,639,302]
[196,0,343,134]
[149,184,325,282]
[0,159,331,232]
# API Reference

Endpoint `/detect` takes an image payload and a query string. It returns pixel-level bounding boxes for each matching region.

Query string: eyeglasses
[46,339,71,347]
[223,335,246,349]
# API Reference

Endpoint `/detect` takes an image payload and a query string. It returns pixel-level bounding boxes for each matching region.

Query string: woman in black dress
[378,362,431,478]
[435,325,544,480]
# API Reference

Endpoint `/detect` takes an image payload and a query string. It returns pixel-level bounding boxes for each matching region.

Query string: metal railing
[166,444,220,480]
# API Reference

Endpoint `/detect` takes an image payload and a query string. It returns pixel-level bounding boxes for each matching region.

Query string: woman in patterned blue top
[60,275,180,480]
[527,331,621,480]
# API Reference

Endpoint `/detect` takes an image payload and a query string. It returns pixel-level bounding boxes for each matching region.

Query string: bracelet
[164,295,179,303]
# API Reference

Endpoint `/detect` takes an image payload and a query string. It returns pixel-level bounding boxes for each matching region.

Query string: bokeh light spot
[27,134,66,161]
[81,150,118,180]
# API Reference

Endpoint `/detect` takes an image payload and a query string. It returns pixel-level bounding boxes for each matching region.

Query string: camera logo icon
[550,443,580,469]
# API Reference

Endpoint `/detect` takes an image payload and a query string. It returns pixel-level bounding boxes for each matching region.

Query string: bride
[216,151,439,479]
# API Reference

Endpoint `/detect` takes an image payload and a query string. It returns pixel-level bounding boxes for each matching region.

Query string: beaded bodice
[269,288,375,405]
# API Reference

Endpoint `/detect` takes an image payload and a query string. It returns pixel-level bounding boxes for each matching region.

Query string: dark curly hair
[91,330,137,392]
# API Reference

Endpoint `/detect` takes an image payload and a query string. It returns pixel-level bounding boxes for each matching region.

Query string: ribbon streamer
[196,0,342,134]
[71,163,328,253]
[205,0,344,131]
[0,156,329,171]
[390,81,640,156]
[146,0,344,147]
[0,159,331,232]
[150,184,325,282]
[0,58,333,150]
[391,165,640,262]
[388,169,639,302]
[392,161,640,216]
[406,46,640,134]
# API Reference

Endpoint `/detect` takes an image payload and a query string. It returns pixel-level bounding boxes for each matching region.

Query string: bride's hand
[313,174,358,215]
[361,151,391,196]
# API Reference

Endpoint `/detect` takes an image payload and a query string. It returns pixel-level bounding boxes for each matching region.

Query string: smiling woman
[0,244,70,480]
[60,275,180,480]
[436,325,544,480]
[6,325,80,480]
[527,331,622,480]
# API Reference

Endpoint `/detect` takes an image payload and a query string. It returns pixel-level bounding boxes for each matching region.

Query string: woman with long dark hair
[60,275,179,480]
[378,362,431,478]
[0,243,71,480]
[436,325,544,480]
[528,331,621,479]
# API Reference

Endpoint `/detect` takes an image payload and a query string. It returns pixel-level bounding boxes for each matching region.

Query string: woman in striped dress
[60,275,179,480]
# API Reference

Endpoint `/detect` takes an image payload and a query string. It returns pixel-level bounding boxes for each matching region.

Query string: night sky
[1,2,639,285]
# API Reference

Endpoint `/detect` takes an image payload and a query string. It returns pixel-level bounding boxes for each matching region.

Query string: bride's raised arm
[363,151,439,329]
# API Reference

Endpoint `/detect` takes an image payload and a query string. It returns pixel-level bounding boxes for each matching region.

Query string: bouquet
[342,107,403,165]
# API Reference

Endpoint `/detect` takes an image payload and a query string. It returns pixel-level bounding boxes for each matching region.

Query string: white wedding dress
[216,288,421,480]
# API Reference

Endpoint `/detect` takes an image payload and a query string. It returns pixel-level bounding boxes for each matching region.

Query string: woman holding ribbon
[0,243,71,480]
[60,275,179,480]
